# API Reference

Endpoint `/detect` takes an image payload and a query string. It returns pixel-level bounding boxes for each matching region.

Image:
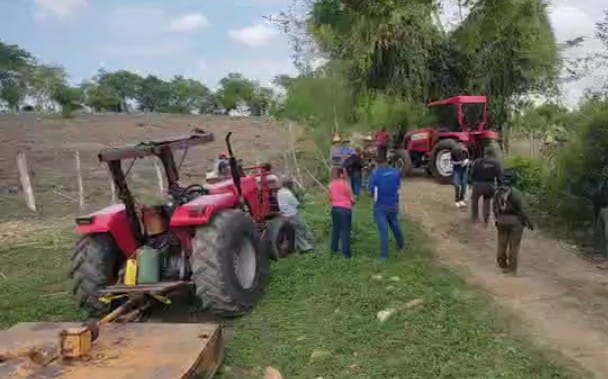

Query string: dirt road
[403,178,608,378]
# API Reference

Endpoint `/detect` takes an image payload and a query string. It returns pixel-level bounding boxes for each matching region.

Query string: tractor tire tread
[69,233,121,317]
[190,210,269,317]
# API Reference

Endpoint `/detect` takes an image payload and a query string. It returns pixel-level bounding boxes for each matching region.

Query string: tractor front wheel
[394,149,413,178]
[190,210,269,317]
[431,139,458,184]
[70,233,122,317]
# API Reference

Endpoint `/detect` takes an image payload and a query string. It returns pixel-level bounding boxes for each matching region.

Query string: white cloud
[167,13,209,33]
[228,22,279,47]
[103,6,194,57]
[33,0,88,21]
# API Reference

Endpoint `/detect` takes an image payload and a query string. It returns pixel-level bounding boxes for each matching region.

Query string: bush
[505,155,544,195]
[541,97,608,227]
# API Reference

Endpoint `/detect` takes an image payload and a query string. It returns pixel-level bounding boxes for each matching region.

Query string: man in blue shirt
[368,155,405,261]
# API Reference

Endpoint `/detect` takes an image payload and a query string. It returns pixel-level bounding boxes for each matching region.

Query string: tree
[165,76,211,113]
[249,86,275,116]
[81,80,121,112]
[216,73,256,113]
[95,70,142,112]
[51,84,81,117]
[0,41,34,110]
[28,64,68,111]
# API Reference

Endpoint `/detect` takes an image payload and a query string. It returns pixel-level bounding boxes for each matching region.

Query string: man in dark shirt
[469,146,503,224]
[593,176,608,256]
[493,170,534,274]
[375,128,390,161]
[343,148,364,199]
[368,155,405,262]
[450,143,470,208]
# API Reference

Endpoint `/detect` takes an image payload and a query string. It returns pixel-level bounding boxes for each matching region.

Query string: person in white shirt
[277,177,314,253]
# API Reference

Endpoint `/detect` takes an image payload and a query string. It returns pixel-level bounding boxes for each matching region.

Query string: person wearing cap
[277,176,314,253]
[214,152,230,177]
[493,170,534,275]
[469,146,503,224]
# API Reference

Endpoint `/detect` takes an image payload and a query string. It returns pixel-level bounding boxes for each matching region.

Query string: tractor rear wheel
[265,217,296,259]
[70,233,122,317]
[431,139,458,184]
[190,210,269,317]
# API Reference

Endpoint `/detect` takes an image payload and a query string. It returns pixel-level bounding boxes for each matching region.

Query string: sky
[0,0,605,105]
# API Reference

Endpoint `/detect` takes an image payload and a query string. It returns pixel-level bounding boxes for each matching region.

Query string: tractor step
[0,322,223,379]
[100,281,192,295]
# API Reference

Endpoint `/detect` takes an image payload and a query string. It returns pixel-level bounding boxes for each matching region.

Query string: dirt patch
[0,113,292,220]
[403,178,608,378]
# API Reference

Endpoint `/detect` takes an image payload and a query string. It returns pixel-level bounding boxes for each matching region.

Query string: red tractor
[391,96,502,183]
[70,131,296,318]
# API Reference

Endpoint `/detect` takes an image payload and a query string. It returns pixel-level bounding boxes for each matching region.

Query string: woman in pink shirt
[329,168,355,258]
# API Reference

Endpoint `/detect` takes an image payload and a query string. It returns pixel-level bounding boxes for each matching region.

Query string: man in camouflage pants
[493,170,534,275]
[593,176,608,257]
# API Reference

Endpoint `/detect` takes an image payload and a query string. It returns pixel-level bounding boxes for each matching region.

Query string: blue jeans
[374,205,405,258]
[350,173,362,198]
[452,166,468,202]
[331,207,352,258]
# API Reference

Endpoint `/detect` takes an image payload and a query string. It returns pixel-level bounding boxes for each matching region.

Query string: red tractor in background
[390,96,502,183]
[71,131,295,319]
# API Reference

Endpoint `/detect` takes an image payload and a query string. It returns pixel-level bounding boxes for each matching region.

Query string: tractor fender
[74,204,139,257]
[170,192,239,227]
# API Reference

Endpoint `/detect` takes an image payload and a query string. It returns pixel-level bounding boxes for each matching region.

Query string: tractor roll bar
[98,132,215,162]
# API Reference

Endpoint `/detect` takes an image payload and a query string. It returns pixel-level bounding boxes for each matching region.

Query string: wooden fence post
[154,160,165,195]
[16,152,37,212]
[75,151,85,211]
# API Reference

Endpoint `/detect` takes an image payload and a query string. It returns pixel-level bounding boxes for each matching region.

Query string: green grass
[218,195,579,379]
[0,196,579,378]
[0,226,84,327]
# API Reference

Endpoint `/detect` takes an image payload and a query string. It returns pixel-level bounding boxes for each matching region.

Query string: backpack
[494,186,515,216]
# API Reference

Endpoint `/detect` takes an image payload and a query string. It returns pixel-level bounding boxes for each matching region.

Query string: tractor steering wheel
[185,184,205,197]
[173,184,206,205]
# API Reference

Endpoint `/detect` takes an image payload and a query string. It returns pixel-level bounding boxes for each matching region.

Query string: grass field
[0,195,577,378]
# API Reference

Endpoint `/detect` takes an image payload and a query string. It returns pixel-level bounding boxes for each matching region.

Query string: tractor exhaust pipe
[225,132,248,211]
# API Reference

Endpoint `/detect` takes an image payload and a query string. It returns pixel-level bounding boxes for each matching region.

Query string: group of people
[450,143,534,274]
[328,153,404,262]
[275,145,405,262]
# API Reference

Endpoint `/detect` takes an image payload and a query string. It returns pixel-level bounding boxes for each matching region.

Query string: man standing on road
[277,177,314,253]
[592,174,608,257]
[493,170,534,275]
[375,128,390,162]
[469,146,503,224]
[343,148,364,199]
[451,143,470,208]
[368,155,405,262]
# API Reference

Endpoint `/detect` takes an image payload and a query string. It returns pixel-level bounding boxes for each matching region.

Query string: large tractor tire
[431,139,458,184]
[70,233,123,317]
[394,149,413,178]
[265,217,296,260]
[190,209,270,317]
